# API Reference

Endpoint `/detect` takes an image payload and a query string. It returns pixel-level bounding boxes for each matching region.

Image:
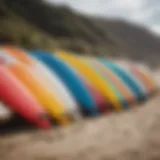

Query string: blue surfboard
[99,59,146,101]
[31,51,98,116]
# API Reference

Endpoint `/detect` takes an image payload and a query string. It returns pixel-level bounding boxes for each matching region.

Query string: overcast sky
[46,0,160,34]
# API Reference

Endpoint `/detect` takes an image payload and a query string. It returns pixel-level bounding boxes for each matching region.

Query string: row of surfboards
[0,45,157,129]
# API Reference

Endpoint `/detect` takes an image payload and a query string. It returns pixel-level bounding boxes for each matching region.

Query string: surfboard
[31,51,98,116]
[4,46,80,121]
[80,56,136,106]
[0,65,50,128]
[0,49,68,125]
[56,51,123,111]
[99,59,146,102]
[0,102,13,124]
[81,57,129,109]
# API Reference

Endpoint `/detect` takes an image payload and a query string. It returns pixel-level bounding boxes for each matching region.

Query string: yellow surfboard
[0,49,68,125]
[56,51,123,111]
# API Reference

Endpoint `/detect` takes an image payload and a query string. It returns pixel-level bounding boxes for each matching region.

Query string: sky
[46,0,160,34]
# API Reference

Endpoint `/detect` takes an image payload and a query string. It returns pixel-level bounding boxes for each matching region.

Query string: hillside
[0,0,160,66]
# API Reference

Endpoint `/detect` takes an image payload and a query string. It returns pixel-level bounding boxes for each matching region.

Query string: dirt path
[1,94,160,160]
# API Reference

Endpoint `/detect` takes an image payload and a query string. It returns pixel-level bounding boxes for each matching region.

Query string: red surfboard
[0,65,51,128]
